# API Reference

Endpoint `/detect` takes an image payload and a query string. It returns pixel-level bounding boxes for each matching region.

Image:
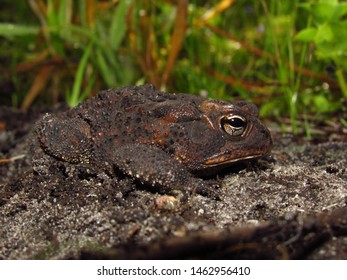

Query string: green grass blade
[56,0,73,48]
[58,0,72,27]
[336,68,347,99]
[109,0,131,50]
[47,0,58,27]
[78,0,88,27]
[79,74,96,102]
[0,23,39,38]
[95,48,115,87]
[69,42,93,107]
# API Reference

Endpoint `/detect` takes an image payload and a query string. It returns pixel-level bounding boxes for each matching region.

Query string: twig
[0,154,26,164]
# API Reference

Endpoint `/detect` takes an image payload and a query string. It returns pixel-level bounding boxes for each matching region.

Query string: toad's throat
[203,154,264,167]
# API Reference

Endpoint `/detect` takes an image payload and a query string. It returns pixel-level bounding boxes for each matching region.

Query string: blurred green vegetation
[0,0,346,134]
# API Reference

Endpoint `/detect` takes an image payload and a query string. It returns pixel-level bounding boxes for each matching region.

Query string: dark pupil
[228,117,245,128]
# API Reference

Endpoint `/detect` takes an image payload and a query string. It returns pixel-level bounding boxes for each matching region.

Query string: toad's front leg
[105,142,222,199]
[35,113,93,163]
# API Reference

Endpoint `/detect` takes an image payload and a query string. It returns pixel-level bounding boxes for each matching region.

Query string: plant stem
[335,68,347,100]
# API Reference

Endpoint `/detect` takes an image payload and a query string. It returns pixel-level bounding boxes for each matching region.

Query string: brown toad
[32,84,272,198]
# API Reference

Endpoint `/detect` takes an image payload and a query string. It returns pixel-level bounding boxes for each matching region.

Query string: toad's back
[74,84,208,153]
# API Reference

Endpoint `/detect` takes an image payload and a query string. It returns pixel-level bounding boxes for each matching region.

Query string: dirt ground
[0,106,346,259]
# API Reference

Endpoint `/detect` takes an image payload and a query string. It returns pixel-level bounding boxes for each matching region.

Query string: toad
[31,84,272,198]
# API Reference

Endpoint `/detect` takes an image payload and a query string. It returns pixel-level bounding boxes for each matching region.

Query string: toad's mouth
[203,153,266,167]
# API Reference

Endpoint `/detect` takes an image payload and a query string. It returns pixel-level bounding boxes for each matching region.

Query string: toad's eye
[220,115,247,136]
